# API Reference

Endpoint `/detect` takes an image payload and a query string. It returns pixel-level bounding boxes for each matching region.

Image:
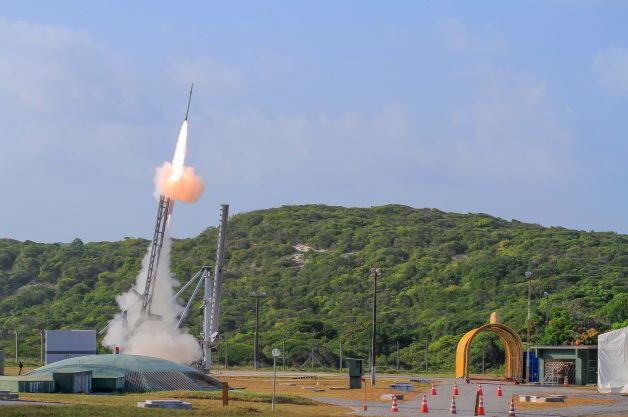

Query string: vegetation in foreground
[0,205,626,372]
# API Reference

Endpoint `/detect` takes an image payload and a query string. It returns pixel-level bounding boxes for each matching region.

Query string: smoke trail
[103,236,202,363]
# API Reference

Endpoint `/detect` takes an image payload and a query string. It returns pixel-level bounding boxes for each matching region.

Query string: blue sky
[1,1,627,242]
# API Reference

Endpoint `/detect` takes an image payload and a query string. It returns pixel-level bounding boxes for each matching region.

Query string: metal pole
[425,338,428,372]
[255,295,260,369]
[370,268,379,386]
[224,338,228,369]
[525,271,532,383]
[15,331,18,363]
[396,341,400,372]
[40,330,44,364]
[250,290,267,369]
[311,343,314,371]
[202,268,212,371]
[272,355,277,411]
[282,339,286,371]
[339,341,343,371]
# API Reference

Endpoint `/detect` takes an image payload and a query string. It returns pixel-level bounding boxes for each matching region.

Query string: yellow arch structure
[455,316,523,381]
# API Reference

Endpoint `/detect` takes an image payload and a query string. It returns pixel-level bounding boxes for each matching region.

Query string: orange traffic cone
[496,384,503,397]
[431,383,437,396]
[508,398,516,416]
[477,383,484,396]
[477,395,485,416]
[391,394,399,412]
[453,382,459,396]
[420,394,429,413]
[449,396,457,414]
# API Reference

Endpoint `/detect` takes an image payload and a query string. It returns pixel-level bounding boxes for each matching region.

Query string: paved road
[0,400,63,406]
[314,381,628,417]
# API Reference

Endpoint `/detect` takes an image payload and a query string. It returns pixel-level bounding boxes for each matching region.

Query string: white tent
[598,326,628,393]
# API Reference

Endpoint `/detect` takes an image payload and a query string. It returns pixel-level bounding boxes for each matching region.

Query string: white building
[45,330,97,365]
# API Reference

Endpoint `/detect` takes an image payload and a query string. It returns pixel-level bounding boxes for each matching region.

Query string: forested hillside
[1,205,626,371]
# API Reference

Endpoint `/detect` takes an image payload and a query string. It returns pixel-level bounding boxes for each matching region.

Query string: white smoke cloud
[103,235,202,364]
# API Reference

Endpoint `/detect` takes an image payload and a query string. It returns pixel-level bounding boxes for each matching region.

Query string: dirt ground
[3,366,36,376]
[218,375,428,403]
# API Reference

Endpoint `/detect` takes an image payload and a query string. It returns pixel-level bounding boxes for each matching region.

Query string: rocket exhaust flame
[170,120,188,181]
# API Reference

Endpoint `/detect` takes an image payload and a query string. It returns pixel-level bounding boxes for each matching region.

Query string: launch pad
[100,85,228,373]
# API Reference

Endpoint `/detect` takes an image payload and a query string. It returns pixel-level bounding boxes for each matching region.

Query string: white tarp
[598,326,628,393]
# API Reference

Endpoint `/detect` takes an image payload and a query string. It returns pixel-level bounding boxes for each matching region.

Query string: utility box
[0,349,4,376]
[345,358,364,389]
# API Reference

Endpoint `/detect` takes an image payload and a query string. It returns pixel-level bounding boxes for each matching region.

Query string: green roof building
[0,354,222,393]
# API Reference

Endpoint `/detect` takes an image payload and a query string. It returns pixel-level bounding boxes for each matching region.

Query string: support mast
[204,204,229,371]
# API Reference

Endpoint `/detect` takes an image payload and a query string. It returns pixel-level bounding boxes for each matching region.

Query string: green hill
[0,205,626,371]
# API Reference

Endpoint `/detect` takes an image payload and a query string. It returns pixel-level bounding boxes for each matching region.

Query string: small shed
[52,369,92,393]
[532,345,597,385]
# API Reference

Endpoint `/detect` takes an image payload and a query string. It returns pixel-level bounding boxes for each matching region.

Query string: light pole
[40,330,45,364]
[271,348,281,411]
[543,291,549,325]
[525,271,533,383]
[370,267,381,386]
[339,341,343,371]
[396,340,400,372]
[250,291,267,369]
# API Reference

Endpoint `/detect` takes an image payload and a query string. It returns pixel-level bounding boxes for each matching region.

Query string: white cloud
[0,19,138,113]
[189,104,421,189]
[448,79,571,182]
[594,46,628,93]
[436,17,508,56]
[434,18,572,183]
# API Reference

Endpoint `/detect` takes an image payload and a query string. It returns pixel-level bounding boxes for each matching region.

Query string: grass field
[10,389,349,417]
[0,373,431,416]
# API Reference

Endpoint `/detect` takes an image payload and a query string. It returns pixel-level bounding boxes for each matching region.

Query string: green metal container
[345,358,364,389]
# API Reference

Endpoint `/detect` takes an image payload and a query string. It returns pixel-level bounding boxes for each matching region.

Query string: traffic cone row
[390,394,398,412]
[431,383,437,396]
[420,394,429,413]
[508,398,516,416]
[477,395,485,416]
[449,396,457,414]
